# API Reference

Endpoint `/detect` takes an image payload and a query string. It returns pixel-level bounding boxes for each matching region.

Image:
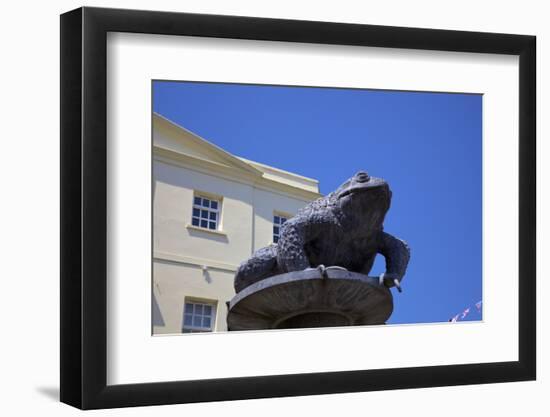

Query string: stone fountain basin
[227,268,393,331]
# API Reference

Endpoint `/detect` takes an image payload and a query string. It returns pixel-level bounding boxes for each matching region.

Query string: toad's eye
[355,171,370,183]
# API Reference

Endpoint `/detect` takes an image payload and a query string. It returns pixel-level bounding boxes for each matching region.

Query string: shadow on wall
[152,293,165,327]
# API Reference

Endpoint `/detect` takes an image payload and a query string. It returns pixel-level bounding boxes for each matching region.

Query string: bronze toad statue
[234,171,410,293]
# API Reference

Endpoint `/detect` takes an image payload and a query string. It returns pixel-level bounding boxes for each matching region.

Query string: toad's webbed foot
[325,266,348,272]
[306,264,327,277]
[306,265,349,278]
[379,272,402,293]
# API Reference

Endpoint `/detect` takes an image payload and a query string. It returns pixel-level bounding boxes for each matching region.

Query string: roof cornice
[153,146,322,202]
[154,113,264,177]
[153,112,321,197]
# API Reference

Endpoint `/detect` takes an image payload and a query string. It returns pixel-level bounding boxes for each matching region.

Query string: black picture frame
[60,6,536,410]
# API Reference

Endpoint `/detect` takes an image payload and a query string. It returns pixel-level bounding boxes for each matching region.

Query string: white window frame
[182,300,216,333]
[273,213,289,244]
[191,194,221,231]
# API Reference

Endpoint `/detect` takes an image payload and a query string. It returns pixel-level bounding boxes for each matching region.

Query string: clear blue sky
[153,80,482,325]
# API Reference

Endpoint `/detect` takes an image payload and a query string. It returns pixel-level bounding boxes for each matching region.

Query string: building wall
[152,122,320,335]
[153,261,234,333]
[154,159,255,267]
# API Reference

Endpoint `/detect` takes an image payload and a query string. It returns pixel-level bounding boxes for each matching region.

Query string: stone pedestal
[227,268,393,331]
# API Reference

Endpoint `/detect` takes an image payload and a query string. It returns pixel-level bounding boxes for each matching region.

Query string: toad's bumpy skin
[234,171,410,293]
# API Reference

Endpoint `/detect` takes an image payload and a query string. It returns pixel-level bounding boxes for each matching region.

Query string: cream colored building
[152,113,321,334]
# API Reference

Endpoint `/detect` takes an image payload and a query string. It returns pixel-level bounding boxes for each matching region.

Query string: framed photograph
[60,6,536,409]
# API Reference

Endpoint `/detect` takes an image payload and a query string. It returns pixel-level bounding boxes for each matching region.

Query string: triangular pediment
[153,113,262,177]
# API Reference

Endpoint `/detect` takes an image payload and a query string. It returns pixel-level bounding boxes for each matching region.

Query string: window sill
[186,224,228,237]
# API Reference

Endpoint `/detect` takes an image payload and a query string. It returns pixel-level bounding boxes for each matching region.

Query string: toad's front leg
[377,231,411,292]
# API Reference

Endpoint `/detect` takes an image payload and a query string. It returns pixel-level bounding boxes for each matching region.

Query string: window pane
[201,220,208,228]
[204,305,212,315]
[209,222,216,230]
[201,210,208,218]
[210,201,218,210]
[193,208,200,217]
[184,314,193,326]
[193,316,202,327]
[194,197,201,205]
[184,303,194,314]
[192,217,199,226]
[273,226,279,235]
[203,317,211,328]
[274,216,280,224]
[209,212,217,221]
[273,236,279,243]
[202,198,210,208]
[195,304,203,314]
[280,217,287,224]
